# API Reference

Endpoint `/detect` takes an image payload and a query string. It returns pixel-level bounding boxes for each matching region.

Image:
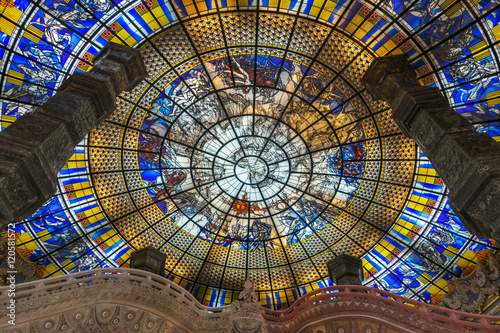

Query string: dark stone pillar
[327,254,363,285]
[361,55,500,241]
[0,43,146,227]
[130,246,167,275]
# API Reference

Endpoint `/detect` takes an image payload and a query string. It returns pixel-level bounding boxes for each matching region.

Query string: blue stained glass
[2,0,499,310]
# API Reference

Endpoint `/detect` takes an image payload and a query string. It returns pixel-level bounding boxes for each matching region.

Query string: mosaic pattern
[2,0,499,310]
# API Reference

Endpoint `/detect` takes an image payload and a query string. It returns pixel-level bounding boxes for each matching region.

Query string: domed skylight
[3,0,499,308]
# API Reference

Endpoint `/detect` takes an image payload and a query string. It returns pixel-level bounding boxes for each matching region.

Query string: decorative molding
[259,285,500,333]
[0,268,230,332]
[7,305,179,333]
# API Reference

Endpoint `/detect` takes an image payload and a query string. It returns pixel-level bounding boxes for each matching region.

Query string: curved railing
[260,285,500,331]
[3,268,500,332]
[0,267,230,318]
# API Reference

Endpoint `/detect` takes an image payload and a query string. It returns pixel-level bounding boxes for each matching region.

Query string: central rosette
[205,116,302,205]
[235,156,268,184]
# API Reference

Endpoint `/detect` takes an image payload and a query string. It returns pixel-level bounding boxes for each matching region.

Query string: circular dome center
[234,156,268,184]
[207,116,298,205]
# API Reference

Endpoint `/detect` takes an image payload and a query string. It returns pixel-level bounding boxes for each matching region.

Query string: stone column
[327,254,363,285]
[0,43,147,228]
[130,246,167,275]
[361,55,500,241]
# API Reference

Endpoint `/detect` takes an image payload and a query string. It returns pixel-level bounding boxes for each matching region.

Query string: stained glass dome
[2,0,500,308]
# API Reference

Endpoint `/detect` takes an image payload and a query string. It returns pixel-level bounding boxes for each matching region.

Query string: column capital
[327,254,363,285]
[361,55,420,103]
[92,42,147,93]
[130,246,167,275]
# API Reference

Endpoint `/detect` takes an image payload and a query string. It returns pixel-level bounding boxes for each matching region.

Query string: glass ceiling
[1,0,500,309]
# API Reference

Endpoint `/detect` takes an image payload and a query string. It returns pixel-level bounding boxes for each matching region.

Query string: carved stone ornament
[228,279,267,333]
[438,255,500,313]
[239,279,258,303]
[228,302,267,333]
[6,305,180,333]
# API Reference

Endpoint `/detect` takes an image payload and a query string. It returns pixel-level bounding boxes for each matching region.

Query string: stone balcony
[1,268,500,333]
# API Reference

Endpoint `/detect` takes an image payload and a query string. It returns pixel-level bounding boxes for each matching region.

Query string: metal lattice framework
[1,0,500,309]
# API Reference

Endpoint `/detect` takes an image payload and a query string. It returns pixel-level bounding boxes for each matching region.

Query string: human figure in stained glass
[4,61,56,116]
[5,0,500,309]
[34,0,112,58]
[249,220,272,251]
[449,59,499,102]
[410,0,465,44]
[151,98,174,118]
[283,209,307,245]
[29,198,74,249]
